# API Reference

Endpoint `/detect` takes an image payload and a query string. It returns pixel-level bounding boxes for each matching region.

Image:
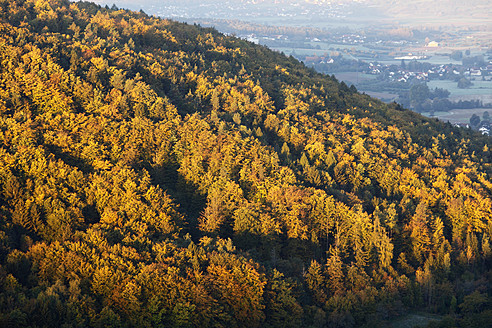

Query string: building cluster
[479,125,490,135]
[335,34,366,44]
[366,62,492,84]
[366,62,430,83]
[453,122,490,135]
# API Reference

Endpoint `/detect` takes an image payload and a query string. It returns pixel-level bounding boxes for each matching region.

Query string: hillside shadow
[44,144,94,174]
[150,162,206,239]
[234,231,323,278]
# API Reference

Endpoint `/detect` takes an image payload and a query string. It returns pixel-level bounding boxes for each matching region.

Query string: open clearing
[427,80,492,104]
[423,108,491,124]
[332,72,376,84]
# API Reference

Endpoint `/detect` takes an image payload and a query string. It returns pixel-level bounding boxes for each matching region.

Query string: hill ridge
[0,0,491,327]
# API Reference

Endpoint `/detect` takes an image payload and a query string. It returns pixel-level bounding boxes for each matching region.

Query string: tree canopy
[0,0,491,327]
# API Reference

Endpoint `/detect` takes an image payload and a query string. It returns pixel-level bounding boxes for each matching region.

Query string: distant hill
[362,0,492,24]
[0,0,491,327]
[91,0,491,29]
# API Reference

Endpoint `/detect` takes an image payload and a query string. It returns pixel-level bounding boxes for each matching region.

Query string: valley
[0,1,490,328]
[91,0,492,126]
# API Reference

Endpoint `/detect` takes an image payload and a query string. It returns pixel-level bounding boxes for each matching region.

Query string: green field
[424,55,462,66]
[276,47,334,57]
[333,72,377,83]
[423,108,491,124]
[427,80,492,103]
[362,90,399,102]
[275,44,371,57]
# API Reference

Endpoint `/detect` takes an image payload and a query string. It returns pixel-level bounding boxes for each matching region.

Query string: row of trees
[397,83,489,113]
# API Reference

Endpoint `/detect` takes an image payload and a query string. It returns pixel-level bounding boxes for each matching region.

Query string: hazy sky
[91,0,492,29]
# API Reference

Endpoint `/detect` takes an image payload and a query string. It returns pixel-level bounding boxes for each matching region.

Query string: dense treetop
[0,1,491,327]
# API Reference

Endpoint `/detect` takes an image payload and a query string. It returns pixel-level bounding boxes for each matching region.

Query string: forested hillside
[0,1,491,327]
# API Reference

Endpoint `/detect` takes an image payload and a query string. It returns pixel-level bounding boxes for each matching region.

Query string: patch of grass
[423,108,492,124]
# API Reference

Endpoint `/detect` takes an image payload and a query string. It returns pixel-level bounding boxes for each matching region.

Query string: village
[101,0,492,131]
[237,29,492,130]
[299,53,492,84]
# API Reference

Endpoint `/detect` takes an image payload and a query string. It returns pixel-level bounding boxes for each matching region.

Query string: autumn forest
[0,0,491,327]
